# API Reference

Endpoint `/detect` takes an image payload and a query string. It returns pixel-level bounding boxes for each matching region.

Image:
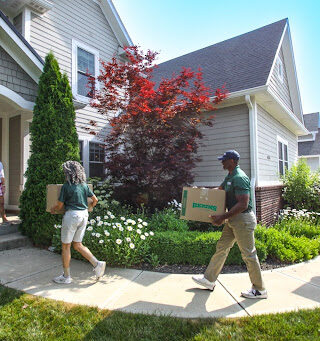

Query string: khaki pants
[204,211,265,291]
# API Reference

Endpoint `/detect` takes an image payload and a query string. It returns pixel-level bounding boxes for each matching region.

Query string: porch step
[0,222,20,236]
[0,232,31,251]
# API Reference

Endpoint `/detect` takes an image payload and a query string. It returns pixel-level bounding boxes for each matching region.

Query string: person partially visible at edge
[50,160,106,284]
[0,161,8,223]
[192,150,267,299]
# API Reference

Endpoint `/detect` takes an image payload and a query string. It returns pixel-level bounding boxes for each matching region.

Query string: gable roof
[298,113,320,156]
[302,112,319,132]
[152,19,287,94]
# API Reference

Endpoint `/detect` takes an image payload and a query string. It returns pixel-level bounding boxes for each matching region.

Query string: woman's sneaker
[94,261,106,279]
[241,288,268,299]
[53,274,72,284]
[192,275,215,291]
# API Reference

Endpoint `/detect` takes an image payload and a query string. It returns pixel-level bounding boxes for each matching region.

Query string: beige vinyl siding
[193,104,250,185]
[257,105,298,184]
[29,0,120,137]
[269,47,293,112]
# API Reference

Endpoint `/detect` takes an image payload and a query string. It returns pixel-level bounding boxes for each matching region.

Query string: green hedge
[149,231,267,265]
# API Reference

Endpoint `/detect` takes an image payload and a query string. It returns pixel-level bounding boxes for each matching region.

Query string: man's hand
[210,214,226,226]
[50,206,56,214]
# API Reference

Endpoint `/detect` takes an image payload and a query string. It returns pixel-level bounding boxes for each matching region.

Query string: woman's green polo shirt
[220,165,252,212]
[58,182,94,211]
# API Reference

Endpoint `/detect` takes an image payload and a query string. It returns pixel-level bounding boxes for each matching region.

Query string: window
[278,137,288,176]
[89,142,105,178]
[79,141,83,165]
[277,57,284,83]
[72,40,99,102]
[13,13,23,35]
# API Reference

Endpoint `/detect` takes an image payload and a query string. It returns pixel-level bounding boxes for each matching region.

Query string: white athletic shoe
[241,288,268,299]
[53,274,72,284]
[192,275,215,291]
[94,261,106,279]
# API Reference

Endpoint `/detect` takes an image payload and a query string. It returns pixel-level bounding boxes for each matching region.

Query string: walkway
[1,246,320,318]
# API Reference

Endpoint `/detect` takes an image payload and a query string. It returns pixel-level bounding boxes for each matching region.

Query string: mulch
[131,259,291,274]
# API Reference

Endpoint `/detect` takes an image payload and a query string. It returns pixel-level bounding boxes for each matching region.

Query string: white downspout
[245,95,258,214]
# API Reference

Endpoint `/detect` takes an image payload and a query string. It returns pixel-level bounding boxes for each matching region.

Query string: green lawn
[1,284,320,340]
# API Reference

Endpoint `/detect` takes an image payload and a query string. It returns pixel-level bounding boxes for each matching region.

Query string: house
[152,19,309,225]
[0,0,132,211]
[298,112,320,171]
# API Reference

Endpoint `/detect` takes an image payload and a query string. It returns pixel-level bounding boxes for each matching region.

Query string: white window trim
[72,39,100,104]
[78,135,106,178]
[276,56,284,83]
[277,135,288,175]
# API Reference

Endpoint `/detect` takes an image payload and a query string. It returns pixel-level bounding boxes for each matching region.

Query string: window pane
[79,141,83,165]
[279,161,284,176]
[78,72,92,97]
[278,141,283,160]
[78,48,94,74]
[89,142,105,178]
[89,163,104,178]
[284,144,288,162]
[284,161,288,171]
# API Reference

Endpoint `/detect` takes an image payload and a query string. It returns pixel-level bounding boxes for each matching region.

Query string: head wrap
[62,161,86,184]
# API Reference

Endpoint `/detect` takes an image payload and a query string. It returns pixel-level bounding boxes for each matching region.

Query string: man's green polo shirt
[220,165,252,212]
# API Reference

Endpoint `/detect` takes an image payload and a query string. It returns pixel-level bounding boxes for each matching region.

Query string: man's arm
[50,201,64,214]
[210,193,249,226]
[1,177,5,193]
[90,194,98,208]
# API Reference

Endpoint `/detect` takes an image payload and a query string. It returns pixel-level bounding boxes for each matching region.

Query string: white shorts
[61,210,88,244]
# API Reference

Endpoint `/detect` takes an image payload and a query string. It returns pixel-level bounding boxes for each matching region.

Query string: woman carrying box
[51,160,106,284]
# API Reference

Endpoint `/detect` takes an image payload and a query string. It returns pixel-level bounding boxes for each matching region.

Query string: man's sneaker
[192,275,215,291]
[53,274,72,284]
[94,261,106,279]
[241,288,268,299]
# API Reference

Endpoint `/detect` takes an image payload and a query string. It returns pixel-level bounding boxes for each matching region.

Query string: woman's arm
[50,201,64,213]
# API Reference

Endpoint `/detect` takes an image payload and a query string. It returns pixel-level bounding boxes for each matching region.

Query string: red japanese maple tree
[89,46,227,209]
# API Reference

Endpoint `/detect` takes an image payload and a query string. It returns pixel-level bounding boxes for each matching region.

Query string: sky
[112,0,320,115]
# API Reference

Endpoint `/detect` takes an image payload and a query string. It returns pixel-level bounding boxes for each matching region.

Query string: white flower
[107,211,112,215]
[140,235,146,240]
[97,221,103,226]
[138,218,143,223]
[99,240,104,244]
[104,230,110,236]
[131,220,136,225]
[92,232,96,236]
[136,229,141,234]
[96,216,101,221]
[90,219,96,224]
[120,217,126,221]
[127,226,133,231]
[104,222,109,225]
[110,215,115,219]
[142,222,148,226]
[149,231,154,236]
[87,226,93,231]
[138,224,143,228]
[119,226,124,231]
[112,225,116,229]
[144,232,149,237]
[124,221,128,225]
[116,223,122,228]
[104,215,109,220]
[116,239,122,244]
[95,233,101,238]
[129,243,135,249]
[126,237,131,242]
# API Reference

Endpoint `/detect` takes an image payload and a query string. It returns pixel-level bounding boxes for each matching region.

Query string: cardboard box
[180,187,226,223]
[46,184,94,214]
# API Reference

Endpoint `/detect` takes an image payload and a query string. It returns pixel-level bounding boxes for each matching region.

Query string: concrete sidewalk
[1,246,320,318]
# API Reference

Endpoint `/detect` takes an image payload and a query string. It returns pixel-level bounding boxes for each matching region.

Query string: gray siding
[193,104,250,185]
[269,47,293,112]
[30,0,120,137]
[257,105,298,184]
[0,47,38,102]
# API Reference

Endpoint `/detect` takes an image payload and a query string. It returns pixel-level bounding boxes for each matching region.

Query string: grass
[1,285,320,340]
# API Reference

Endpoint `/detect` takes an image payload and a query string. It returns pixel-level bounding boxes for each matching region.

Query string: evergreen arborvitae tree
[19,52,79,245]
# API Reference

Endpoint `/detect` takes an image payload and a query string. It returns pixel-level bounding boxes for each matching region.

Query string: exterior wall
[193,104,250,186]
[255,185,284,226]
[9,115,21,206]
[0,47,38,102]
[269,47,293,112]
[257,104,298,185]
[300,156,320,172]
[29,0,120,138]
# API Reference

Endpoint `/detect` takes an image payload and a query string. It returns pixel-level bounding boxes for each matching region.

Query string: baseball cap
[217,150,240,161]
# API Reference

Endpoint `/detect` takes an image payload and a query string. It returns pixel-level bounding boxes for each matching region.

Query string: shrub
[282,159,320,211]
[149,208,189,232]
[19,53,79,246]
[149,231,267,265]
[52,210,154,266]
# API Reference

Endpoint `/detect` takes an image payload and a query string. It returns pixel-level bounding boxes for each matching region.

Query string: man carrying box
[192,150,267,299]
